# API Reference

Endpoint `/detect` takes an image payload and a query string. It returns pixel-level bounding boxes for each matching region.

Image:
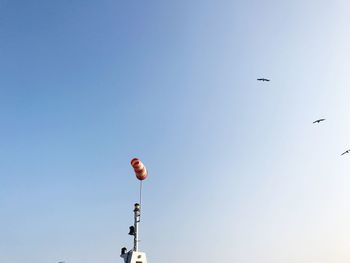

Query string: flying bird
[313,118,326,124]
[341,150,350,156]
[257,78,270,82]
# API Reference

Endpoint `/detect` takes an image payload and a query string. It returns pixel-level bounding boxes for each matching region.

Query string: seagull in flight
[341,150,350,156]
[313,118,326,124]
[257,78,270,82]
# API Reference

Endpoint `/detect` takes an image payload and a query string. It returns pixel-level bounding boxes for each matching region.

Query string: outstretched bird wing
[341,150,349,156]
[313,118,325,123]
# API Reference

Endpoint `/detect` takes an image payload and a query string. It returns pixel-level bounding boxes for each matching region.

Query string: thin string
[139,180,143,209]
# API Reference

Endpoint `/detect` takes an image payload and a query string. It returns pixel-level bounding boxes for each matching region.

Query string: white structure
[120,203,148,263]
[121,251,148,263]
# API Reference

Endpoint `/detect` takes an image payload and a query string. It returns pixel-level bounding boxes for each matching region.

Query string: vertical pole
[133,203,141,251]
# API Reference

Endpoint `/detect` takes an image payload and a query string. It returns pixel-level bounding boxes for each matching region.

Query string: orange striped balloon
[130,158,148,181]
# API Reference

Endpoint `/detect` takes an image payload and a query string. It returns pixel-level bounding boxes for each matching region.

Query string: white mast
[120,158,148,263]
[120,203,147,263]
[133,203,140,252]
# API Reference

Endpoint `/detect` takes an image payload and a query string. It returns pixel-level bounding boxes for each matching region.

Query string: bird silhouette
[313,118,326,124]
[257,78,270,82]
[341,150,350,156]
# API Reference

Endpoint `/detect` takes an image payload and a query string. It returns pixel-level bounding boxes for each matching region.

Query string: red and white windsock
[130,158,148,181]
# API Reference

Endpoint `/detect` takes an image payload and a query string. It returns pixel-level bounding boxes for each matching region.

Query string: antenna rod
[133,203,141,251]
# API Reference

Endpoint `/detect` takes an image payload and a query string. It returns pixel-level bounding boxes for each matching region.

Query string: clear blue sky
[1,0,350,262]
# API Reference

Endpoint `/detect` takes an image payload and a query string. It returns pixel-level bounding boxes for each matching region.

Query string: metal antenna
[139,180,143,207]
[133,203,141,251]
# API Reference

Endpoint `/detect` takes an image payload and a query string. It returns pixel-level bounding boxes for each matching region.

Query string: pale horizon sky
[1,0,350,262]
